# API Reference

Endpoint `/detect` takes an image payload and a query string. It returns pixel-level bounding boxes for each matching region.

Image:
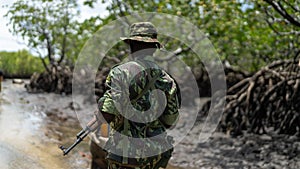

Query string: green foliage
[96,0,299,72]
[4,0,82,68]
[0,50,45,77]
[4,0,299,73]
[257,0,300,60]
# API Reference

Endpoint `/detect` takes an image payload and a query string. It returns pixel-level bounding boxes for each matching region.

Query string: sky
[0,0,109,52]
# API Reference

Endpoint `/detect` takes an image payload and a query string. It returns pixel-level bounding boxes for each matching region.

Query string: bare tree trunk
[58,4,69,64]
[39,56,50,73]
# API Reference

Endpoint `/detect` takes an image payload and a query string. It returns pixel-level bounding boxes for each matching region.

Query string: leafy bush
[0,50,45,78]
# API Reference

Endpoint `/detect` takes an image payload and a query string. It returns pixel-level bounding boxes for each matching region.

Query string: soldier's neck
[131,48,155,59]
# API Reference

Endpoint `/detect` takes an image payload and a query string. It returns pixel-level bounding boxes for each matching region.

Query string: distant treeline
[0,50,44,78]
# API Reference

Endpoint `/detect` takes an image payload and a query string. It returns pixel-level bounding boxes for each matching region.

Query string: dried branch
[201,59,300,136]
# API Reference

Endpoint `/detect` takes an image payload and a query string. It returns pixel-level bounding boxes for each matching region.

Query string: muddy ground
[0,80,299,169]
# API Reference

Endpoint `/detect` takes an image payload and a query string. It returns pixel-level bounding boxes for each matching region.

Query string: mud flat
[170,100,300,169]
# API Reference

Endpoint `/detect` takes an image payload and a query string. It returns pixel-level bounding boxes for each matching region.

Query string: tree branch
[264,0,300,27]
[282,0,300,12]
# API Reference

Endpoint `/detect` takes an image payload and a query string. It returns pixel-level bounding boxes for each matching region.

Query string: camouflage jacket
[97,55,180,166]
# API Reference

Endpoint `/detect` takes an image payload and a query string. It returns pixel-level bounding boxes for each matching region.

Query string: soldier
[92,22,181,169]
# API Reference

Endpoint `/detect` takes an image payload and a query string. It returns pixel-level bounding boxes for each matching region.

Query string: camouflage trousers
[89,141,164,169]
[90,140,108,169]
[107,156,164,169]
[89,139,170,169]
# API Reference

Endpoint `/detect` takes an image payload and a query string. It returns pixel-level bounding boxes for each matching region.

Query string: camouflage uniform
[97,22,180,169]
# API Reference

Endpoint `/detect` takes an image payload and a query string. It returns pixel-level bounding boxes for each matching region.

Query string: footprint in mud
[0,142,43,169]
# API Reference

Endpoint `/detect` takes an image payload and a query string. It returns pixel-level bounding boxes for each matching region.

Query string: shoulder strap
[130,60,161,104]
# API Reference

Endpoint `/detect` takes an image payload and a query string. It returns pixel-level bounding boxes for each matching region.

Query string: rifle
[59,116,99,156]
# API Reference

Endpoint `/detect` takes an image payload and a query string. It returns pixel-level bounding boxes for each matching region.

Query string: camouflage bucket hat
[120,22,161,48]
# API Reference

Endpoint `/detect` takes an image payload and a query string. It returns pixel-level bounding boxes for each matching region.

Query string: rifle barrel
[59,116,99,156]
[59,127,90,155]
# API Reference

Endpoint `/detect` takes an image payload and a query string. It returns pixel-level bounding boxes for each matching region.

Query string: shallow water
[0,80,73,169]
[0,142,43,168]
